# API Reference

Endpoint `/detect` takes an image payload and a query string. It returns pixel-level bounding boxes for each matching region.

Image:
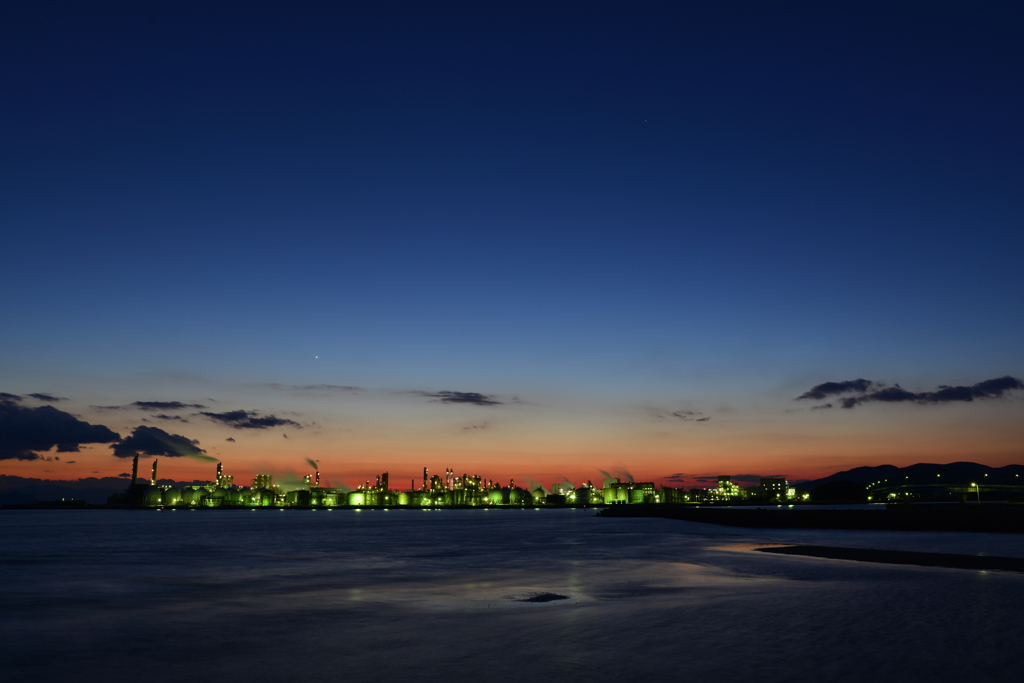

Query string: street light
[971,482,981,504]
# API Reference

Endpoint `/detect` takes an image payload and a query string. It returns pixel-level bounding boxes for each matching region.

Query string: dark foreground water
[3,509,1023,682]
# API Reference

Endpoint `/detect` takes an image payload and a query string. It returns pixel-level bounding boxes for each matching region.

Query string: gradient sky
[2,1,1022,489]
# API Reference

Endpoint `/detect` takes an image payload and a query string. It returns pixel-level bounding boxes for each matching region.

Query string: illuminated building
[602,478,658,504]
[114,460,712,509]
[709,476,745,501]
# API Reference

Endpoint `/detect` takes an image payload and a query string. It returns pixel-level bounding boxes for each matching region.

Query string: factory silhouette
[111,455,800,508]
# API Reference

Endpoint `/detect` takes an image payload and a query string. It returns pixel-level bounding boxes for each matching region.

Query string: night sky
[3,1,1022,488]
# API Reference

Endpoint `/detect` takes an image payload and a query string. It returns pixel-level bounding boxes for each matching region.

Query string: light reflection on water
[2,509,1023,682]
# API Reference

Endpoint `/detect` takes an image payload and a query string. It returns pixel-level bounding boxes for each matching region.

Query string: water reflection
[1,510,1023,682]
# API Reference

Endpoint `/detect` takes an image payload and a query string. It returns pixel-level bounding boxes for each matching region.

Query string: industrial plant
[109,456,802,509]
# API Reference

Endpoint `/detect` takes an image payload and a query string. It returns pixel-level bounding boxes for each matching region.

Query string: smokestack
[423,467,428,492]
[216,462,223,480]
[131,455,139,485]
[150,459,158,486]
[315,471,320,487]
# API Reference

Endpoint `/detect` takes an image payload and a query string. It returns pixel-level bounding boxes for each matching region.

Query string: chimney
[150,459,158,486]
[131,455,139,485]
[315,471,320,487]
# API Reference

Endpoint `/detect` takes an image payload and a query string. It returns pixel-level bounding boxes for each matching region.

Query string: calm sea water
[2,509,1023,682]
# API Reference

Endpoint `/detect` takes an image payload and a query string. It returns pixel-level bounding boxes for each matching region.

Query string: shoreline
[597,503,1024,532]
[755,544,1024,572]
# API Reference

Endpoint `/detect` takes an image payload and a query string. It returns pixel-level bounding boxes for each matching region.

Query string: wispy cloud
[93,400,206,412]
[265,383,363,394]
[132,401,206,411]
[28,393,66,402]
[649,407,711,423]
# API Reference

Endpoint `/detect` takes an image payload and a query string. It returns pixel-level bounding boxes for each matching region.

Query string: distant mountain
[0,485,120,505]
[0,475,213,506]
[797,462,1024,491]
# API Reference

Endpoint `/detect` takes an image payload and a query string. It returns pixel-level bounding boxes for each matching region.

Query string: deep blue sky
[2,2,1022,482]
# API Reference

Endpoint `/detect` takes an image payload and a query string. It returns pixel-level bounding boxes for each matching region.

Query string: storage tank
[162,488,181,506]
[255,488,275,506]
[181,487,204,506]
[286,490,312,506]
[143,486,164,507]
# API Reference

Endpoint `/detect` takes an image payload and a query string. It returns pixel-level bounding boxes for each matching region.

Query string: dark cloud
[663,473,688,482]
[111,425,211,459]
[463,422,489,431]
[421,391,502,406]
[809,376,1024,409]
[65,460,76,464]
[860,386,918,405]
[200,410,301,429]
[962,376,1024,398]
[152,414,188,422]
[811,403,833,410]
[225,437,235,442]
[695,417,710,422]
[132,401,206,411]
[1,393,23,402]
[28,393,65,402]
[0,401,121,461]
[797,379,877,400]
